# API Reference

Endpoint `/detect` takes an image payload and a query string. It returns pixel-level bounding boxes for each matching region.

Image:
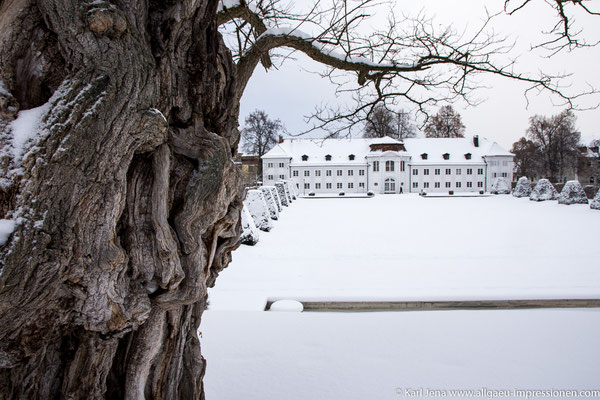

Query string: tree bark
[0,0,242,398]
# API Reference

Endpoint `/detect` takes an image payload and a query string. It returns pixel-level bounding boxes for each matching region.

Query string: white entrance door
[384,178,396,193]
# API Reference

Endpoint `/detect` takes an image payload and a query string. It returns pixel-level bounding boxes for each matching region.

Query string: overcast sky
[236,0,600,149]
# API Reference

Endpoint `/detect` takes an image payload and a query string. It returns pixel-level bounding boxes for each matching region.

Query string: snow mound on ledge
[240,206,259,245]
[270,300,304,312]
[245,190,272,232]
[0,219,15,245]
[491,177,510,194]
[558,181,588,205]
[512,177,532,198]
[589,188,600,210]
[530,179,558,201]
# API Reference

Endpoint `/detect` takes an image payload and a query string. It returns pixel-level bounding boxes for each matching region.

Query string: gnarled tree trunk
[0,0,242,398]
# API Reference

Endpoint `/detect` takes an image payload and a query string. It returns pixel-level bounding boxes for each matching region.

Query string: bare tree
[527,110,581,182]
[363,104,416,139]
[511,137,543,179]
[423,105,466,138]
[241,109,282,176]
[0,0,597,398]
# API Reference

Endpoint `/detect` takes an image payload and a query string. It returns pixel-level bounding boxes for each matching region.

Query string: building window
[456,169,461,175]
[279,175,285,179]
[493,172,497,178]
[348,170,354,176]
[349,154,355,161]
[412,169,418,176]
[337,183,343,189]
[304,170,310,177]
[502,172,508,177]
[279,162,285,168]
[590,176,596,184]
[316,170,321,176]
[477,182,483,188]
[412,182,418,188]
[293,170,298,177]
[435,169,440,175]
[304,183,310,189]
[424,169,430,175]
[478,168,484,175]
[348,183,354,189]
[326,183,332,189]
[373,161,380,172]
[337,170,343,176]
[268,175,274,180]
[325,154,332,161]
[446,182,451,188]
[424,182,430,188]
[316,183,321,189]
[326,170,332,176]
[302,155,308,161]
[467,182,473,188]
[446,169,451,175]
[464,153,472,160]
[296,183,299,189]
[359,182,365,188]
[267,163,274,168]
[359,169,365,176]
[385,160,395,171]
[467,168,473,175]
[401,161,405,172]
[435,182,440,188]
[456,182,462,188]
[443,153,450,160]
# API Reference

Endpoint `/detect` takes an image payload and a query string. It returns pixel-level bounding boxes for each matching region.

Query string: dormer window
[442,153,450,160]
[302,155,309,161]
[464,153,472,160]
[325,154,332,161]
[348,154,355,161]
[421,153,428,160]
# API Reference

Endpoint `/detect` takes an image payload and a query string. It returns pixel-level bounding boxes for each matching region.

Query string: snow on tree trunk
[530,179,559,201]
[275,182,289,207]
[558,180,589,205]
[240,205,260,245]
[244,189,273,232]
[260,186,279,220]
[0,1,243,398]
[490,177,511,194]
[590,189,600,210]
[512,177,533,198]
[268,186,282,212]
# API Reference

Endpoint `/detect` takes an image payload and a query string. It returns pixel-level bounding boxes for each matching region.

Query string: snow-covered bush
[244,190,273,231]
[284,180,297,200]
[558,180,588,205]
[275,182,289,206]
[530,179,559,201]
[240,205,259,245]
[491,177,511,194]
[591,188,600,210]
[512,177,532,198]
[281,181,293,203]
[260,186,279,220]
[267,186,282,211]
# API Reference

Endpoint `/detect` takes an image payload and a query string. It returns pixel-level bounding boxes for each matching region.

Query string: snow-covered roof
[261,136,513,165]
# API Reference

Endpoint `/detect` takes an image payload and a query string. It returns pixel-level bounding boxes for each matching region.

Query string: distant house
[576,143,600,186]
[234,153,260,187]
[261,136,514,194]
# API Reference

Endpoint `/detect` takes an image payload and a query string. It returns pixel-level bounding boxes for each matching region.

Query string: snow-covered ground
[203,195,600,399]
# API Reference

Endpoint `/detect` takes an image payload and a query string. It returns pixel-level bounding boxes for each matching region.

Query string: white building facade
[262,136,514,195]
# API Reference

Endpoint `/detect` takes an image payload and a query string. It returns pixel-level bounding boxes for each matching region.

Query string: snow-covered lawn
[209,195,600,309]
[203,195,600,399]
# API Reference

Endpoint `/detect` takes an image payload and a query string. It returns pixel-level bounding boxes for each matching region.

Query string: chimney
[473,135,479,147]
[278,135,284,144]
